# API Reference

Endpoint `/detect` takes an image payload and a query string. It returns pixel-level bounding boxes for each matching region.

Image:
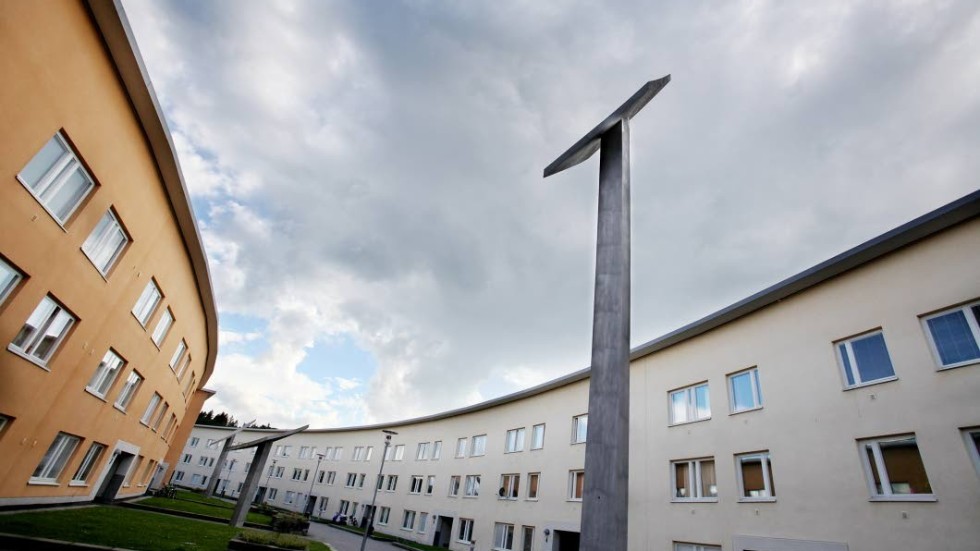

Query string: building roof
[85,0,219,387]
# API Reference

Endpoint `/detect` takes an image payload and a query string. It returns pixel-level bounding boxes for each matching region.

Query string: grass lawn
[0,506,330,551]
[141,495,273,525]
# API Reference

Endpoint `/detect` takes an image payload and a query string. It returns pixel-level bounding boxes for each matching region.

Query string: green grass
[0,506,329,551]
[141,495,273,525]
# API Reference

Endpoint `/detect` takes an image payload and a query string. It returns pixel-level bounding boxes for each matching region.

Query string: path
[307,522,399,551]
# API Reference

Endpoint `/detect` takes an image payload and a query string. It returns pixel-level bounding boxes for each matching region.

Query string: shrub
[271,513,310,534]
[238,529,309,550]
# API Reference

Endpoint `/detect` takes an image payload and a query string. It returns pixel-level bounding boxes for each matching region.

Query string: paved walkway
[307,522,398,551]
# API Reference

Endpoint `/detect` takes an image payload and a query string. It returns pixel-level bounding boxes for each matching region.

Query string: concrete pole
[580,118,631,551]
[231,441,272,527]
[206,440,232,497]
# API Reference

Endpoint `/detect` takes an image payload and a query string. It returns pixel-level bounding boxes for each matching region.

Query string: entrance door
[434,516,453,548]
[553,530,580,551]
[96,451,134,503]
[304,495,317,516]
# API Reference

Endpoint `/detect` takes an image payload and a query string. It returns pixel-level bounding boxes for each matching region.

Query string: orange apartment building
[0,0,218,505]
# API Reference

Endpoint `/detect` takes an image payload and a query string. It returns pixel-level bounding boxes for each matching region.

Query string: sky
[121,0,980,429]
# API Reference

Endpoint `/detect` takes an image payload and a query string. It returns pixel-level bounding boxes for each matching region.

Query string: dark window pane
[880,439,932,494]
[927,310,980,366]
[851,333,895,382]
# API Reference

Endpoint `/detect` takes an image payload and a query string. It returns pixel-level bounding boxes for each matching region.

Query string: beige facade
[0,1,217,506]
[181,193,979,551]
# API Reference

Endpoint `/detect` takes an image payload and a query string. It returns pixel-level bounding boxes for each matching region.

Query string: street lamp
[360,430,397,551]
[306,453,325,518]
[264,459,277,503]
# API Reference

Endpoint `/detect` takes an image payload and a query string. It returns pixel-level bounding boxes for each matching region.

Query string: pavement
[307,522,400,551]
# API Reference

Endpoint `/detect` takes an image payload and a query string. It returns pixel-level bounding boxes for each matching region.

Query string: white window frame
[267,488,278,500]
[189,437,200,447]
[132,280,163,327]
[393,444,404,461]
[346,472,357,488]
[401,510,416,531]
[0,257,24,306]
[463,474,481,497]
[526,472,540,500]
[457,518,474,544]
[152,309,174,347]
[169,340,187,372]
[114,370,143,411]
[16,132,95,225]
[81,209,129,276]
[140,393,162,426]
[505,428,525,453]
[365,446,373,461]
[963,427,980,478]
[70,442,106,485]
[85,349,125,399]
[386,474,398,492]
[735,451,776,502]
[418,512,428,533]
[568,470,585,501]
[181,454,192,464]
[30,432,80,484]
[530,423,545,450]
[727,367,763,414]
[674,544,722,551]
[471,434,487,456]
[448,475,461,497]
[921,300,980,370]
[671,457,718,502]
[378,506,390,525]
[493,522,515,551]
[8,294,75,368]
[835,329,897,389]
[572,414,588,444]
[455,437,467,458]
[668,382,710,425]
[431,441,441,460]
[859,434,935,501]
[326,471,336,485]
[425,475,435,495]
[174,470,185,481]
[499,473,520,500]
[410,475,424,494]
[416,442,429,460]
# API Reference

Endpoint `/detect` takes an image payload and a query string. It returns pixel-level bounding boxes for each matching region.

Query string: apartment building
[178,192,979,550]
[0,1,217,506]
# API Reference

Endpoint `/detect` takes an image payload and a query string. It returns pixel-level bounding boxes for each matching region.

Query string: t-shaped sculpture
[543,75,670,551]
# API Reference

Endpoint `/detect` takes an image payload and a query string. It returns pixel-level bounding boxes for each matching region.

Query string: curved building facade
[180,192,979,551]
[0,0,218,506]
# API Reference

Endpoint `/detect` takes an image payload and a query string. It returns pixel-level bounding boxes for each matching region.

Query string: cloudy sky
[121,0,980,429]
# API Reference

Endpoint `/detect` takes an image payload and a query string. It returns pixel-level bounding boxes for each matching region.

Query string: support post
[231,441,271,527]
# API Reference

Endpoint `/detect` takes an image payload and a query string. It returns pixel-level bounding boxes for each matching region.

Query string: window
[505,428,525,453]
[521,526,534,551]
[418,512,428,532]
[448,475,461,497]
[416,442,429,460]
[151,402,169,431]
[378,506,390,525]
[860,435,933,500]
[471,434,487,456]
[152,309,174,347]
[0,257,23,306]
[493,523,515,550]
[350,446,362,461]
[674,544,721,551]
[31,432,80,483]
[431,441,442,460]
[169,340,188,371]
[572,414,588,444]
[115,370,143,410]
[140,393,162,426]
[376,474,384,490]
[285,491,296,505]
[410,475,424,494]
[198,456,209,467]
[132,280,162,327]
[357,473,365,487]
[326,471,336,485]
[527,472,540,500]
[189,437,200,447]
[301,446,314,459]
[393,444,405,461]
[191,473,204,486]
[569,470,585,500]
[455,438,467,458]
[86,349,125,398]
[182,373,197,398]
[464,474,481,497]
[499,473,520,500]
[17,133,95,224]
[923,301,980,369]
[425,475,435,495]
[728,368,763,413]
[457,518,474,544]
[669,382,710,424]
[71,442,106,484]
[346,472,357,487]
[672,458,717,501]
[333,447,343,460]
[181,454,192,463]
[963,428,980,477]
[9,295,75,366]
[836,330,896,388]
[274,466,284,478]
[174,470,185,481]
[82,209,129,275]
[531,424,545,450]
[292,468,304,481]
[267,488,278,500]
[365,446,373,461]
[401,510,416,530]
[163,414,178,441]
[736,451,775,501]
[386,474,398,492]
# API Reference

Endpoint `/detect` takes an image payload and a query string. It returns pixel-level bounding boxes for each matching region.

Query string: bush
[271,513,310,535]
[238,529,309,550]
[252,502,277,517]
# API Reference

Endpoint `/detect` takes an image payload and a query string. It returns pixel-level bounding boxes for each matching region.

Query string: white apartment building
[175,190,980,551]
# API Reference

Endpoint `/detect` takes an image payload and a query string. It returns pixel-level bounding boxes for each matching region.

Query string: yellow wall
[0,0,212,504]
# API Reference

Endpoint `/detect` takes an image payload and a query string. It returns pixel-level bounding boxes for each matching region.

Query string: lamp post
[264,459,277,503]
[307,453,325,518]
[360,430,397,551]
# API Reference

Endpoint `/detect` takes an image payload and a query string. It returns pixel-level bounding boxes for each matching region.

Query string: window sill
[6,346,51,371]
[567,498,583,503]
[570,441,586,446]
[738,497,776,503]
[28,479,60,486]
[525,497,538,501]
[843,376,898,391]
[83,388,108,402]
[503,450,522,454]
[113,403,129,414]
[463,496,478,499]
[668,417,711,428]
[131,311,151,330]
[671,498,718,503]
[869,495,937,502]
[729,406,763,416]
[68,481,89,487]
[937,359,980,371]
[16,178,71,232]
[498,497,518,501]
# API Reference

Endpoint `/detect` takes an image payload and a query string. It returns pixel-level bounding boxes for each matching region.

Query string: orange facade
[0,0,217,505]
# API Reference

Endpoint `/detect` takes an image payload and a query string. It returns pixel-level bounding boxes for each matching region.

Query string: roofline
[196,189,979,435]
[85,0,219,387]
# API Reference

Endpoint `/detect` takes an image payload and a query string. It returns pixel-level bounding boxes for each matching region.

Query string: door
[96,451,134,503]
[434,516,453,548]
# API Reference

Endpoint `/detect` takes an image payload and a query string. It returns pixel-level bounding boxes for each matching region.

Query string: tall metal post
[360,430,396,551]
[543,76,670,551]
[231,441,272,527]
